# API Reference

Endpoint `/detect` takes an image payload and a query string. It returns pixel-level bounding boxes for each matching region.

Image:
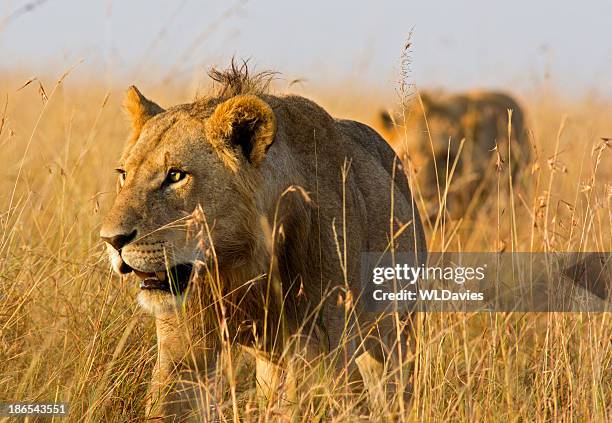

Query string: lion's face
[100,87,275,315]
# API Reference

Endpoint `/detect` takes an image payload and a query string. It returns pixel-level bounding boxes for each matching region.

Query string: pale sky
[1,0,611,97]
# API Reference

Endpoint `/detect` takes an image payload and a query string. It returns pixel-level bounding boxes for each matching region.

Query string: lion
[100,62,427,421]
[380,91,531,219]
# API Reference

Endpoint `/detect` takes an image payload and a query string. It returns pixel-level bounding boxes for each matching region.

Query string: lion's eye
[166,169,187,184]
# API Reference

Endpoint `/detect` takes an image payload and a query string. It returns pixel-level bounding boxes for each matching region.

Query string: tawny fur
[101,61,427,421]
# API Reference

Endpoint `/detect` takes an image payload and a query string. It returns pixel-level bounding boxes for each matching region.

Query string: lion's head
[100,66,277,315]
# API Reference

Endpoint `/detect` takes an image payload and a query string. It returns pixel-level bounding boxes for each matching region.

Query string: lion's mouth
[132,264,193,294]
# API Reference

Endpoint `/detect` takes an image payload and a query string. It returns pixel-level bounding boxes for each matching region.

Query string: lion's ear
[379,110,394,131]
[205,95,276,167]
[123,86,164,134]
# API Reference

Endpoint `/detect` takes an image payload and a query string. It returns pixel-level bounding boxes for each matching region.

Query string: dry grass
[0,70,610,422]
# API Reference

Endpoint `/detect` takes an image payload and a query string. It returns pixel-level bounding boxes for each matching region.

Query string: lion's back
[264,94,426,257]
[452,91,527,142]
[336,118,426,253]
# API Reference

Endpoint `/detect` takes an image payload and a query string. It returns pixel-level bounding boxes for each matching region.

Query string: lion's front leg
[241,334,323,417]
[355,313,417,418]
[146,313,222,422]
[146,352,222,422]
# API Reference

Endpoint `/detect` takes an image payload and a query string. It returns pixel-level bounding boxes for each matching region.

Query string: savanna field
[0,68,610,422]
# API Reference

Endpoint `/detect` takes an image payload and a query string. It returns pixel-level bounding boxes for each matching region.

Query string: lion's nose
[101,229,137,251]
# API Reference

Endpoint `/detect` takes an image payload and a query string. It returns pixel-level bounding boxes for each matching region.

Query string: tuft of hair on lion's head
[100,60,284,316]
[207,58,277,99]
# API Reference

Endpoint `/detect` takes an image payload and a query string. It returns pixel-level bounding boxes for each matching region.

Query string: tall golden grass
[0,70,610,422]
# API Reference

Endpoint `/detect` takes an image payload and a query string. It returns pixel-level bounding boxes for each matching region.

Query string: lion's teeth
[156,271,166,281]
